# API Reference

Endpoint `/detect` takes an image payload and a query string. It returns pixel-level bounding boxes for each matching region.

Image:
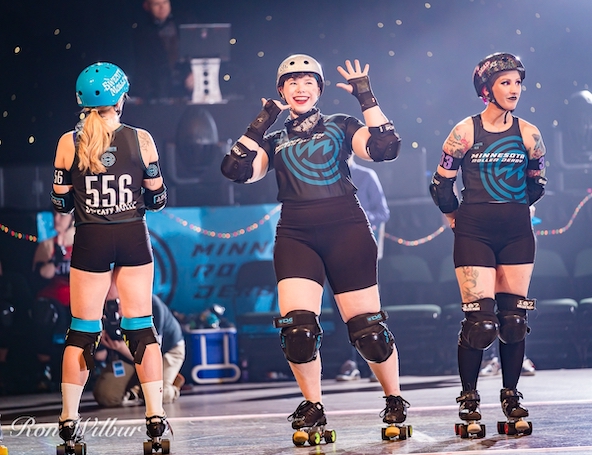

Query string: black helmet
[473,53,525,99]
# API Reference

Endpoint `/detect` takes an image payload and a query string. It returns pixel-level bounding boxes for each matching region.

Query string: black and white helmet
[276,54,324,96]
[473,53,525,100]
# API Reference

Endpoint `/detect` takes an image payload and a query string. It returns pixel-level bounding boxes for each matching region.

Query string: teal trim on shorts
[70,317,102,333]
[121,315,154,330]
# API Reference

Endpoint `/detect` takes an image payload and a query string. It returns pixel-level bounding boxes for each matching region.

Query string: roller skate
[454,390,486,438]
[144,415,171,454]
[288,400,336,446]
[380,395,412,441]
[56,417,86,455]
[497,388,532,436]
[0,413,7,455]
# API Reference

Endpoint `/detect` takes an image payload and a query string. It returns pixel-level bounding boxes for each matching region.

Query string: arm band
[244,100,281,146]
[50,190,75,214]
[366,122,401,162]
[221,142,257,183]
[526,176,546,205]
[527,156,545,171]
[348,76,378,112]
[439,150,462,171]
[144,184,167,212]
[53,168,72,185]
[143,161,162,179]
[429,172,459,214]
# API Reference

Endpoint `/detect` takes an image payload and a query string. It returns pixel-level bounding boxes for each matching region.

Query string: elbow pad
[429,172,459,213]
[526,176,547,205]
[221,142,257,183]
[366,123,401,162]
[144,184,167,212]
[50,190,74,214]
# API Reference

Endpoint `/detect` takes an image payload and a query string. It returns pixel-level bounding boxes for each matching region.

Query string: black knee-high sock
[458,345,484,391]
[499,338,525,390]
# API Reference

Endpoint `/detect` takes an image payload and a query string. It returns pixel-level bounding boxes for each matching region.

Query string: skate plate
[497,419,532,436]
[291,427,336,446]
[143,438,170,454]
[381,424,412,441]
[56,441,86,455]
[455,422,486,438]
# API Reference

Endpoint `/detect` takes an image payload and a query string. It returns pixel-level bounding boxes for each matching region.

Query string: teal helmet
[75,62,129,107]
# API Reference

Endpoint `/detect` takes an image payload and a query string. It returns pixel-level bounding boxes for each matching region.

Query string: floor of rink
[1,368,591,455]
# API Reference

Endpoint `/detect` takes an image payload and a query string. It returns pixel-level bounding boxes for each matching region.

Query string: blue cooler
[184,327,240,384]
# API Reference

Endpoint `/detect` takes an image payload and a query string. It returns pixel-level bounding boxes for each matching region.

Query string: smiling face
[279,73,321,116]
[487,69,522,110]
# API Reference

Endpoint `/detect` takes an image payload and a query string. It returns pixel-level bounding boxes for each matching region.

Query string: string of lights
[2,191,591,244]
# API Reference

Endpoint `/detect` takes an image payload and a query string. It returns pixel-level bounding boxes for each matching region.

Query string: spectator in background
[131,0,193,101]
[31,211,75,391]
[93,281,186,407]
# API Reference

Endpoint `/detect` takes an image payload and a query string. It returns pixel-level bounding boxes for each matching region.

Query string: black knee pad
[346,310,394,363]
[273,310,323,364]
[496,293,533,344]
[122,326,159,365]
[459,298,499,350]
[65,329,101,370]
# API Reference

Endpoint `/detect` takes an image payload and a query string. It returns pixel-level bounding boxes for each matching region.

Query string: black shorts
[274,195,378,294]
[71,220,153,272]
[453,203,535,268]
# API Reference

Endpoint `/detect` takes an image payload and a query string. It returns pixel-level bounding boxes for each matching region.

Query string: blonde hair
[76,108,113,174]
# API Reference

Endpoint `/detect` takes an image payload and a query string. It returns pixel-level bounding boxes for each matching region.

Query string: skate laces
[457,390,480,412]
[145,414,172,438]
[288,400,323,423]
[380,395,410,419]
[58,417,83,442]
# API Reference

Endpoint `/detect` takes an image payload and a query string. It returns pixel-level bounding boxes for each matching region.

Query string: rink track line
[4,398,591,429]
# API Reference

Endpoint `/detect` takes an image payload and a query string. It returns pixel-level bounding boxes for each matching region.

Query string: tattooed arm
[520,119,547,178]
[438,116,474,179]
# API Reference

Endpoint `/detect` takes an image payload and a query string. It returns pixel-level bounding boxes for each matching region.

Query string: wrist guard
[144,184,167,212]
[244,100,281,146]
[526,176,546,205]
[51,190,75,214]
[429,172,459,213]
[348,76,378,111]
[221,142,257,183]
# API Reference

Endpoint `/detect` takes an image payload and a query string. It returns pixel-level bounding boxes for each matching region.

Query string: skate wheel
[458,424,469,439]
[384,425,400,439]
[308,430,322,446]
[162,439,171,454]
[323,429,336,443]
[407,425,413,437]
[454,423,462,435]
[476,424,486,438]
[523,421,533,435]
[515,420,530,433]
[0,445,7,455]
[143,440,152,454]
[292,430,308,446]
[497,421,505,434]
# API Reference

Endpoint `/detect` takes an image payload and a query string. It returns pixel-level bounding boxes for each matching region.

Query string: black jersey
[461,114,529,205]
[262,112,364,202]
[70,124,147,225]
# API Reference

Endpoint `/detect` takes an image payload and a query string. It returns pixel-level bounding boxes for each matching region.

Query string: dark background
[1,0,592,290]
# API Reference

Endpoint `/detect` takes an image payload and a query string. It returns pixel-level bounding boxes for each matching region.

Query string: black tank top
[263,113,363,202]
[70,124,147,225]
[461,114,529,204]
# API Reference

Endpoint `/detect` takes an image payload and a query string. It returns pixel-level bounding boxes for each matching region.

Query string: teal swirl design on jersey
[281,124,344,185]
[479,135,528,203]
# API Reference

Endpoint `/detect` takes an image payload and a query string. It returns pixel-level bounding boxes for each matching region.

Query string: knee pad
[121,316,159,365]
[65,318,102,370]
[273,310,323,364]
[459,298,499,350]
[496,293,533,344]
[346,311,394,363]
